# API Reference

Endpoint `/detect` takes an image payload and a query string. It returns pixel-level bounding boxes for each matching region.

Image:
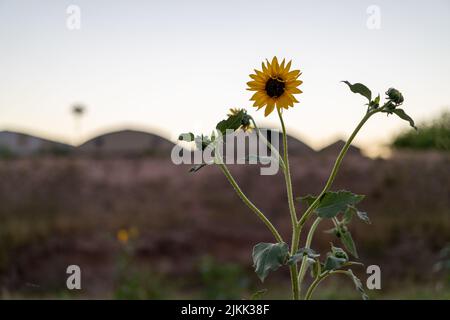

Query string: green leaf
[311,259,322,278]
[250,289,268,300]
[340,227,359,258]
[346,270,369,300]
[343,206,355,224]
[393,109,417,130]
[342,81,372,102]
[252,242,289,282]
[341,261,364,268]
[343,205,371,224]
[178,132,195,142]
[297,194,317,209]
[356,211,371,224]
[368,94,381,109]
[194,135,213,151]
[287,248,320,265]
[324,244,349,271]
[314,191,365,219]
[331,244,349,260]
[216,110,245,135]
[324,255,347,271]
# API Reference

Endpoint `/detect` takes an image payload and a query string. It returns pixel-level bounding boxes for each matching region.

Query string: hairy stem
[305,270,348,300]
[298,109,379,227]
[277,108,300,300]
[297,217,322,297]
[297,109,379,296]
[218,163,283,243]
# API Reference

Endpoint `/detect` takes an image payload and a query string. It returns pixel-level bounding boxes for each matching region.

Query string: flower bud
[385,88,404,105]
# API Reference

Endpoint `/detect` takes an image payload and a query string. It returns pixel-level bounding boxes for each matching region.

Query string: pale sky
[1,0,449,155]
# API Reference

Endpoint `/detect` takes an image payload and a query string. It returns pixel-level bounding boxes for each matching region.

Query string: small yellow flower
[117,229,129,244]
[247,57,303,116]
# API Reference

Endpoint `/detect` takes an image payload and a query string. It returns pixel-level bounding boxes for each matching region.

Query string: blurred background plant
[113,227,169,299]
[197,256,251,299]
[392,111,450,151]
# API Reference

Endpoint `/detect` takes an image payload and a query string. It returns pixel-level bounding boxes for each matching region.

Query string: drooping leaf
[324,244,349,271]
[341,261,364,268]
[178,132,195,142]
[287,248,320,265]
[314,191,365,219]
[392,109,417,130]
[346,269,369,300]
[342,81,372,102]
[340,227,359,258]
[216,110,245,135]
[250,289,268,300]
[252,242,289,282]
[331,244,349,260]
[356,211,371,224]
[343,205,371,224]
[324,255,347,271]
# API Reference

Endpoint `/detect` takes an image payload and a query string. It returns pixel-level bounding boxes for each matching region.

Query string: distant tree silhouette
[392,111,450,151]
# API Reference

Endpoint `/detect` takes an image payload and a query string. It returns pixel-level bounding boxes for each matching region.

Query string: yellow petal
[286,87,303,94]
[284,60,292,73]
[280,58,285,72]
[254,98,267,108]
[271,57,279,75]
[264,101,275,116]
[262,62,268,74]
[250,74,262,81]
[247,81,265,89]
[288,93,299,103]
[286,80,302,87]
[251,91,264,101]
[286,70,300,79]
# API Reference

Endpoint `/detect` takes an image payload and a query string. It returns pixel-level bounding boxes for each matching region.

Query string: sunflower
[247,57,302,116]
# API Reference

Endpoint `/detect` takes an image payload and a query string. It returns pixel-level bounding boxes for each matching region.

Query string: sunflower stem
[277,108,300,300]
[304,270,348,300]
[297,109,380,296]
[297,217,322,298]
[297,109,379,228]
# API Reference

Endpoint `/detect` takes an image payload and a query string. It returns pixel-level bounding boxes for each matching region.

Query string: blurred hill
[0,129,366,161]
[319,139,362,157]
[0,131,73,157]
[77,130,174,157]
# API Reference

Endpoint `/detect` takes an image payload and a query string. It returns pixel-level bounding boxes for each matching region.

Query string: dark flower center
[265,78,285,98]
